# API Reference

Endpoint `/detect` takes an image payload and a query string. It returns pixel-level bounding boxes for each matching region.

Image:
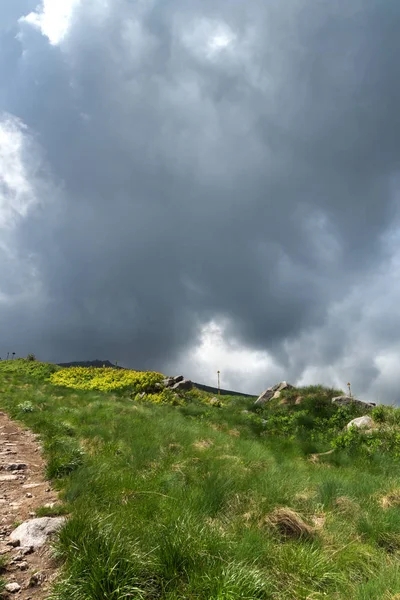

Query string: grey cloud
[1,0,400,399]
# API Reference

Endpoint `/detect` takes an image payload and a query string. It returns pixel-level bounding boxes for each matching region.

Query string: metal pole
[217,370,220,396]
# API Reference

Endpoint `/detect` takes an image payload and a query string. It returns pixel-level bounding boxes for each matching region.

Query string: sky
[1,0,400,402]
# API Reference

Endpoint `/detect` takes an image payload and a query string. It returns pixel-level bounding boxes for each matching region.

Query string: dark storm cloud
[1,0,400,399]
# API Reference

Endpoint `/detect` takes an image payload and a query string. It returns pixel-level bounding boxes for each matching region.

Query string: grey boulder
[332,395,376,408]
[346,416,375,430]
[10,517,66,548]
[255,382,293,406]
[171,379,193,391]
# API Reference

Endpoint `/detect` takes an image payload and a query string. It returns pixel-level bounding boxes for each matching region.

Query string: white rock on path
[5,582,21,593]
[346,416,375,430]
[9,517,66,548]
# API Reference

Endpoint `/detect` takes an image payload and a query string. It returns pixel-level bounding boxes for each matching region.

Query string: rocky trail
[0,412,63,598]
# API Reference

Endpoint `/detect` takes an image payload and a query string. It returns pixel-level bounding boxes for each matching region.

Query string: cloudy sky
[1,0,400,401]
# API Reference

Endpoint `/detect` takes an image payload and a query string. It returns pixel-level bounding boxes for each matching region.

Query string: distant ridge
[56,360,254,397]
[193,382,255,398]
[57,359,125,370]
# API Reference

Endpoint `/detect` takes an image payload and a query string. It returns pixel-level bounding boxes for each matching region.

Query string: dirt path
[0,412,60,598]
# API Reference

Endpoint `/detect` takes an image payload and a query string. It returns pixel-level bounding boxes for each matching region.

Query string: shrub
[26,354,36,362]
[17,401,35,413]
[133,388,184,405]
[50,367,164,393]
[0,359,60,379]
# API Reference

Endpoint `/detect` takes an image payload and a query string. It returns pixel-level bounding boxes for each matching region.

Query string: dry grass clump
[334,496,360,516]
[379,489,400,509]
[267,507,315,539]
[193,439,214,450]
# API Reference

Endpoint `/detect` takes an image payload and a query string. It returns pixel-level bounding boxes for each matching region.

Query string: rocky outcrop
[171,379,193,391]
[346,415,375,430]
[332,395,376,408]
[255,382,294,406]
[162,375,193,392]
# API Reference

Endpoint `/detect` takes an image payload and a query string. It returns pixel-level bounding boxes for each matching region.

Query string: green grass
[1,360,400,598]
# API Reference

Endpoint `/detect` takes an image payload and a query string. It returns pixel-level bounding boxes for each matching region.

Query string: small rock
[10,517,65,548]
[26,493,33,499]
[18,561,29,571]
[7,539,20,547]
[29,572,45,587]
[12,554,23,562]
[29,512,35,518]
[5,582,21,593]
[346,415,375,430]
[5,463,26,471]
[45,488,51,493]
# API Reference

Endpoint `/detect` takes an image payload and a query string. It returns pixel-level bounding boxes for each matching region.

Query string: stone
[255,382,294,406]
[209,397,221,407]
[10,517,66,548]
[332,395,376,408]
[346,416,375,430]
[29,572,44,587]
[163,376,184,388]
[18,561,29,571]
[5,582,21,593]
[22,483,42,489]
[26,493,33,498]
[5,463,26,471]
[171,379,193,391]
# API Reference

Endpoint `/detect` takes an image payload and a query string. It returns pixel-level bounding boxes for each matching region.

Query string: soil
[0,412,61,599]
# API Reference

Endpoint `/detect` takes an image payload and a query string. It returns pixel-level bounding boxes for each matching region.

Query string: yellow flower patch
[50,367,164,393]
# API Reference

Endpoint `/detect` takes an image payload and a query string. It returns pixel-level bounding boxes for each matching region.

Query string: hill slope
[56,360,254,396]
[1,360,400,599]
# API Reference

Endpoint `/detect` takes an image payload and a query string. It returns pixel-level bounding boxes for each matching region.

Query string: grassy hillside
[1,360,400,599]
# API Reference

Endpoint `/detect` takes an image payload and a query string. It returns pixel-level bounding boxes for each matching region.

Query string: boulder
[10,517,66,548]
[255,382,293,406]
[163,375,184,388]
[332,396,376,408]
[209,397,221,407]
[346,415,375,430]
[171,379,193,392]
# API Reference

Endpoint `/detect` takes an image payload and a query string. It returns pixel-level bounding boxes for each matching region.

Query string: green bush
[0,359,60,379]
